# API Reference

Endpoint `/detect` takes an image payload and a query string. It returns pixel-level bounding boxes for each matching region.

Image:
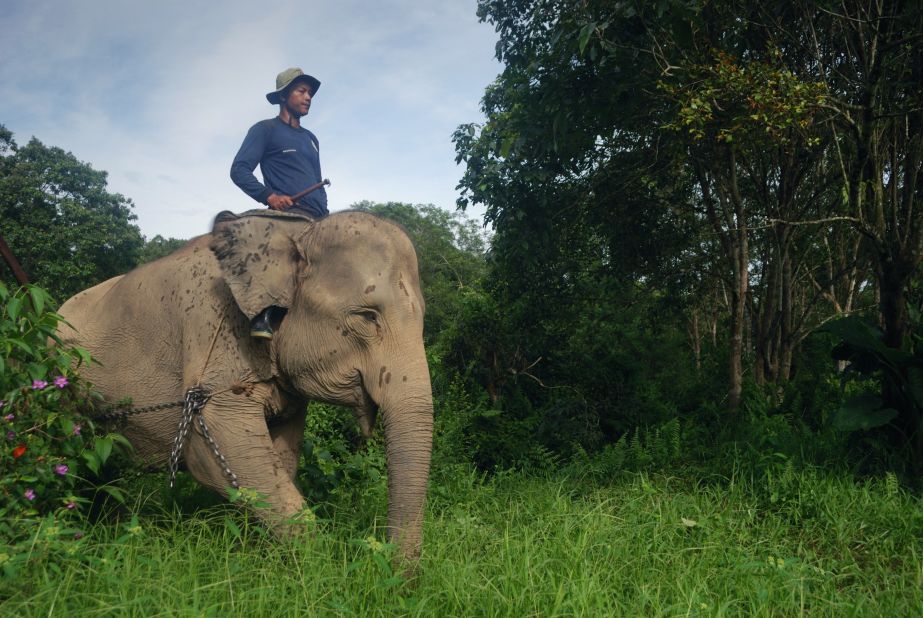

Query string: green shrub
[0,283,124,575]
[299,402,385,508]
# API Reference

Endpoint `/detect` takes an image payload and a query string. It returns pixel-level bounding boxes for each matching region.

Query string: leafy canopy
[0,125,144,302]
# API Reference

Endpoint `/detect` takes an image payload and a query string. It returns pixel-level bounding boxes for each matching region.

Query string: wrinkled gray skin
[57,210,433,562]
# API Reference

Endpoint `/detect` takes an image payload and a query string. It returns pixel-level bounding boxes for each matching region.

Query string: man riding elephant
[231,67,328,340]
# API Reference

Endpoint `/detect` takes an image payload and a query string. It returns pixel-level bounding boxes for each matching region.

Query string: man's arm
[230,122,274,204]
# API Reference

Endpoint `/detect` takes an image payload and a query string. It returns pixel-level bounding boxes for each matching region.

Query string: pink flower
[72,423,82,436]
[54,464,69,475]
[3,414,13,422]
[73,531,84,540]
[53,376,69,388]
[6,431,15,442]
[32,379,48,390]
[66,501,76,510]
[24,488,36,501]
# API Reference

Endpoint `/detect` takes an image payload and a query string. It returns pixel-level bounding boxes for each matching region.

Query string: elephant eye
[358,310,378,323]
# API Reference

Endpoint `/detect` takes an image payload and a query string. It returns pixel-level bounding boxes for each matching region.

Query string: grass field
[1,462,921,616]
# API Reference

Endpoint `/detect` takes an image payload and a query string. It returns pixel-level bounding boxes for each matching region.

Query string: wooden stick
[0,230,29,286]
[290,178,330,202]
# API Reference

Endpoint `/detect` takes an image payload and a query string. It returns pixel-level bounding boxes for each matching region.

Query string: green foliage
[661,49,826,147]
[0,126,145,300]
[298,403,385,507]
[0,283,129,576]
[819,312,923,471]
[138,234,187,265]
[823,315,923,428]
[571,418,684,477]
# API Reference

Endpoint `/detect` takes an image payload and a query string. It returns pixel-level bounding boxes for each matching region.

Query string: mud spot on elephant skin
[398,280,409,297]
[385,372,392,385]
[403,376,408,382]
[379,366,387,388]
[364,285,376,294]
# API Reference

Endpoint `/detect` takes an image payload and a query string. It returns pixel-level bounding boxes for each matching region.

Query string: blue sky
[0,0,501,239]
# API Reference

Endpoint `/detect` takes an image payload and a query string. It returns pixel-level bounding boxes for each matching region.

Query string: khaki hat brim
[266,74,321,104]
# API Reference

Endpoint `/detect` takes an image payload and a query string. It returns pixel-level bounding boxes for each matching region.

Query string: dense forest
[448,0,923,475]
[1,1,922,613]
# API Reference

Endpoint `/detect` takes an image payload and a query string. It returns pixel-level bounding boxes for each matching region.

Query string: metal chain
[97,386,242,490]
[195,413,239,489]
[168,386,210,487]
[95,399,186,423]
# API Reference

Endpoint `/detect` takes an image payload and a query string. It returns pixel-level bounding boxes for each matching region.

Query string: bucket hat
[266,68,321,104]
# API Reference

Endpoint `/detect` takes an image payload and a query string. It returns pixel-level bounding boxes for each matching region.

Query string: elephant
[57,209,433,563]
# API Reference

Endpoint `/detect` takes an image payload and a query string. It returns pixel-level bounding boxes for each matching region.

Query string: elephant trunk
[377,371,433,564]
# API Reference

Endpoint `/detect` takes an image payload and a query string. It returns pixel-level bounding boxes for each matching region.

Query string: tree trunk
[689,309,702,372]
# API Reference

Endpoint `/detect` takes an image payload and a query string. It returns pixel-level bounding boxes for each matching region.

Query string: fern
[665,418,681,458]
[885,471,899,498]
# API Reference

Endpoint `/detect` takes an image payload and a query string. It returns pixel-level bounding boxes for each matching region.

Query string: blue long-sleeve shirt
[230,117,328,218]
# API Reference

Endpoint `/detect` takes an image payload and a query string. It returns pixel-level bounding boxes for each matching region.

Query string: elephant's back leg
[268,408,307,481]
[57,275,124,345]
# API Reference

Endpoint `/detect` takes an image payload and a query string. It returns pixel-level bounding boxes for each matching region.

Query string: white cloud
[1,0,498,239]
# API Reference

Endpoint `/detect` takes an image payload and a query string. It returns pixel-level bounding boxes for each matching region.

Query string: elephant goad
[57,209,433,562]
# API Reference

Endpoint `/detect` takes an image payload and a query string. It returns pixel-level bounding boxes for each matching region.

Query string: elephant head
[209,210,433,561]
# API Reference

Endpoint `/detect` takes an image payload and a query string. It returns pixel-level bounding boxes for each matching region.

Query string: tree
[0,126,144,302]
[454,0,910,416]
[139,235,187,265]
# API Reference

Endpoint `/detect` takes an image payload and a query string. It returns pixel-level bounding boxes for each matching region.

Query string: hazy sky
[0,0,501,239]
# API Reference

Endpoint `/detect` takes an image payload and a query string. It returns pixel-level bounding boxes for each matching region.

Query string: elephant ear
[209,210,313,319]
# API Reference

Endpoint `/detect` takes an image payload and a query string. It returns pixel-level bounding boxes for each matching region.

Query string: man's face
[284,81,313,118]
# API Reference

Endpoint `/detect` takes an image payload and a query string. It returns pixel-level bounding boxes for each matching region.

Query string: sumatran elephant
[57,209,433,563]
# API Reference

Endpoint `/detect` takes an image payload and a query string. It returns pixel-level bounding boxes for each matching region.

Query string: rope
[194,312,227,387]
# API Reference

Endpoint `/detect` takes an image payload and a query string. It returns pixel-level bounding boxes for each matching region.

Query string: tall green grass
[1,463,921,616]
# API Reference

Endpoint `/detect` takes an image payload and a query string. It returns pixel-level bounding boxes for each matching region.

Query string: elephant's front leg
[183,392,306,525]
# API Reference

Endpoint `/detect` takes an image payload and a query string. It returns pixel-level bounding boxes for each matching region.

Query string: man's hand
[267,193,294,210]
